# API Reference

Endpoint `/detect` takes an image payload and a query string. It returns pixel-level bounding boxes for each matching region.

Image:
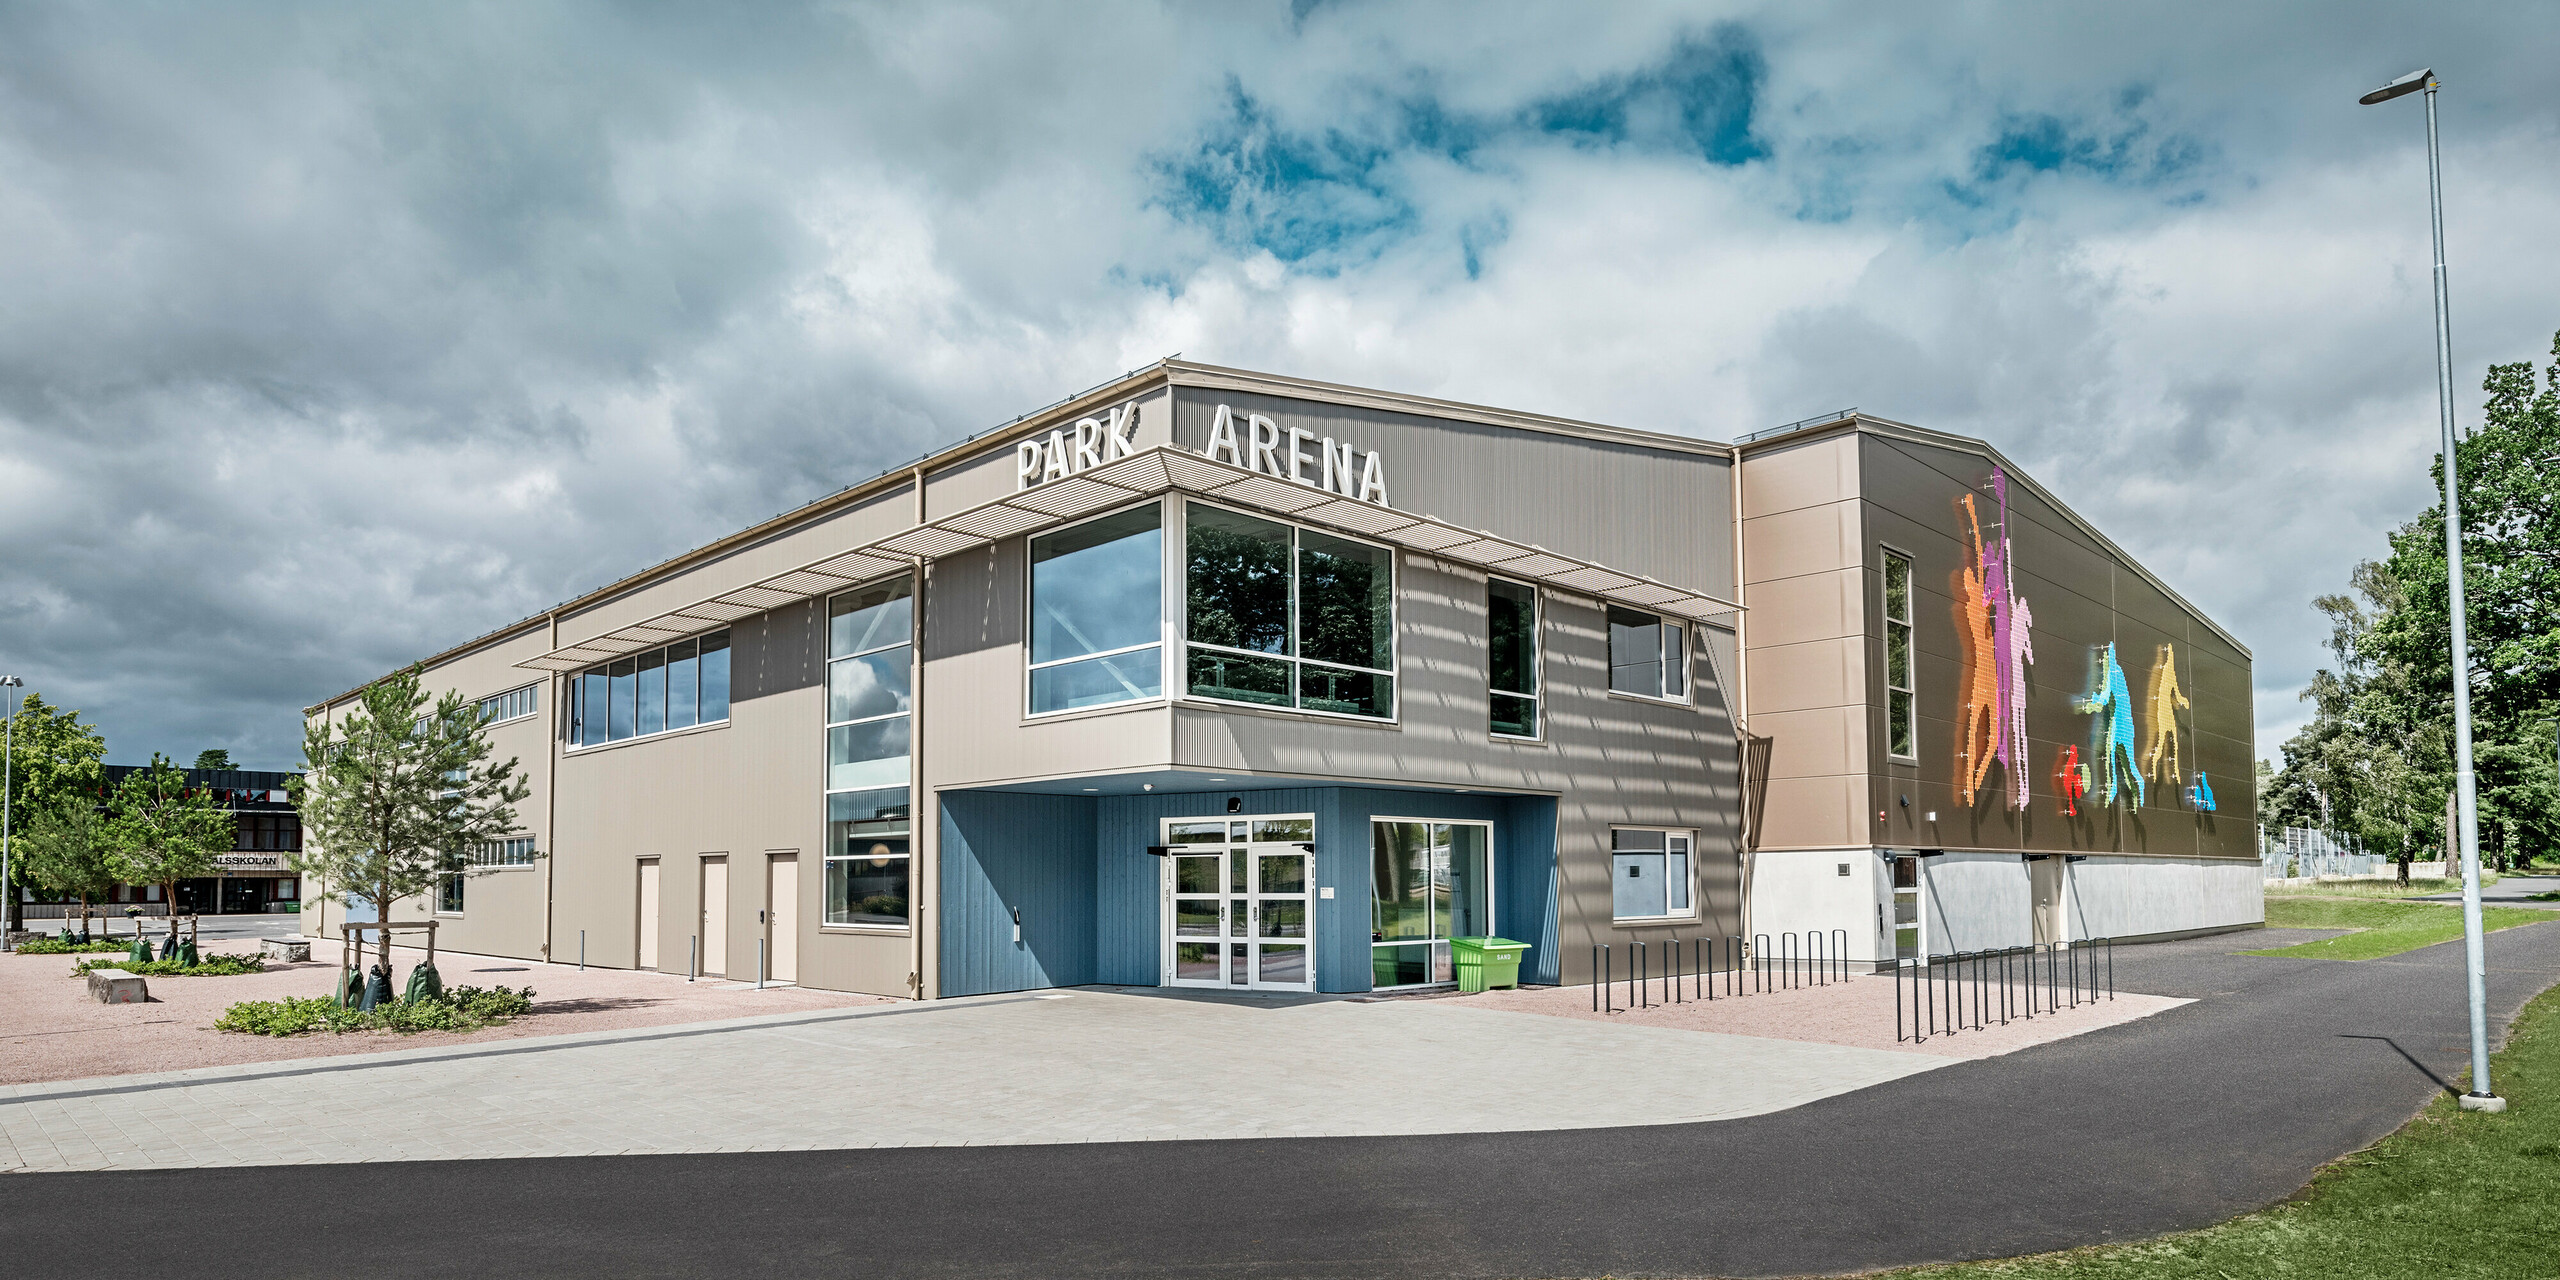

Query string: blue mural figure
[2073,643,2145,807]
[2190,771,2217,813]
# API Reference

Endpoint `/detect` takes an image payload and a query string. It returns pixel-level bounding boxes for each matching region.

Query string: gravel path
[0,939,892,1085]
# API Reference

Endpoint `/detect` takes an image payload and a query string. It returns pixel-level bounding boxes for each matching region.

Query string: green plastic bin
[1451,937,1530,993]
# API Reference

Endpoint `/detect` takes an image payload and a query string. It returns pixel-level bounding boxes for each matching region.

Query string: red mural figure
[2055,745,2089,816]
[1956,493,2001,806]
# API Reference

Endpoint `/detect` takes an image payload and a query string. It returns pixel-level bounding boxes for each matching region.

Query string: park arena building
[302,362,2262,997]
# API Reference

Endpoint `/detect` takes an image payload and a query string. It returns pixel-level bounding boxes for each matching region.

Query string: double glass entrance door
[1164,816,1315,991]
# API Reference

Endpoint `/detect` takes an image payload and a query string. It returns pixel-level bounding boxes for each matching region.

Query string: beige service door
[2031,857,2063,945]
[637,859,662,970]
[767,853,799,984]
[700,856,730,977]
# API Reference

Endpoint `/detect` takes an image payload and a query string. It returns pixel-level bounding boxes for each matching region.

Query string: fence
[1591,930,1852,1013]
[2259,826,2384,879]
[1894,939,2115,1043]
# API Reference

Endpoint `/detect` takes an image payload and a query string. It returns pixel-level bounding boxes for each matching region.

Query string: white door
[768,853,799,984]
[2031,857,2062,945]
[700,856,729,977]
[1162,816,1316,991]
[637,859,661,970]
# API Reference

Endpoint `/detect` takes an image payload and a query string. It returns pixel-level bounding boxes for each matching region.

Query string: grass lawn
[2241,896,2551,961]
[2264,876,2492,899]
[1871,979,2560,1279]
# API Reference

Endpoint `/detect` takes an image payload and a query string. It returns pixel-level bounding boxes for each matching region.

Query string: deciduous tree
[104,755,232,937]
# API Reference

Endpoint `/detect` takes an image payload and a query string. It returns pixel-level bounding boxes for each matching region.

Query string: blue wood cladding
[939,783,1562,996]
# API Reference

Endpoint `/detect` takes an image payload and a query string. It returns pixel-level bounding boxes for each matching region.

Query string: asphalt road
[2413,872,2560,908]
[6,919,2558,1280]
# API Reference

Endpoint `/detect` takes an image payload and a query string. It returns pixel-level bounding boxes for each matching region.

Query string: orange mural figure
[2142,642,2190,790]
[1955,494,2000,806]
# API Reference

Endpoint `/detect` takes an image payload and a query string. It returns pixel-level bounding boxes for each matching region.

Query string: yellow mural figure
[1956,494,2000,805]
[2142,642,2190,788]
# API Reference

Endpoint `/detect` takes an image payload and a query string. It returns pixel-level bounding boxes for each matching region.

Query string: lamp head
[2359,68,2433,105]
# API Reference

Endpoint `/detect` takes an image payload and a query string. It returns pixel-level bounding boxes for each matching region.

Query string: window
[1892,855,1921,959]
[1883,550,1916,759]
[467,837,538,867]
[438,873,465,914]
[1607,607,1688,701]
[1488,579,1538,738]
[828,576,912,793]
[570,631,729,747]
[1185,504,1394,719]
[826,787,910,927]
[1371,820,1492,987]
[826,575,913,929]
[1029,504,1163,714]
[1611,828,1694,921]
[476,685,538,725]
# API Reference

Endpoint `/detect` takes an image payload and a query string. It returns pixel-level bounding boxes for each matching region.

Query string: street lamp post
[2360,67,2502,1112]
[3,674,21,952]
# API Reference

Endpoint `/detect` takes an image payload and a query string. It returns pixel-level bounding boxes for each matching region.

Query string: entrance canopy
[518,443,1741,673]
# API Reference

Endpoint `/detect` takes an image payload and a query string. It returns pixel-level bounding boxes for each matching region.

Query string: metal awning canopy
[516,444,1741,672]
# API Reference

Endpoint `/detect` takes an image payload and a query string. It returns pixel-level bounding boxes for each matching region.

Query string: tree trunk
[377,874,393,977]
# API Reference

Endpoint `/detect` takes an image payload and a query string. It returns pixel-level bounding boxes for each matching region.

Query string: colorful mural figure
[2189,771,2217,813]
[2074,642,2144,807]
[1956,495,2000,806]
[1988,470,2035,810]
[1955,470,2035,809]
[2142,642,2190,791]
[2055,745,2089,816]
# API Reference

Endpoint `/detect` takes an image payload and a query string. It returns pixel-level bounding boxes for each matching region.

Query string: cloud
[1,0,2555,772]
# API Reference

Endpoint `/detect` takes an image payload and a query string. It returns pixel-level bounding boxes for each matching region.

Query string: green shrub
[14,937,132,955]
[77,954,266,978]
[214,983,538,1037]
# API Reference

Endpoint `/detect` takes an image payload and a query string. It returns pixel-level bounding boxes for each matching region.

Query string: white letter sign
[1198,403,1389,507]
[1015,400,1144,491]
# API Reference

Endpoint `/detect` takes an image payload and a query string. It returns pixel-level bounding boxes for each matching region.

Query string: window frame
[1881,546,1918,762]
[823,788,913,932]
[1486,577,1542,740]
[1177,497,1400,724]
[1608,826,1699,924]
[475,684,539,726]
[1367,816,1499,989]
[1023,497,1171,720]
[823,571,917,934]
[567,629,730,750]
[436,870,466,915]
[1605,606,1692,705]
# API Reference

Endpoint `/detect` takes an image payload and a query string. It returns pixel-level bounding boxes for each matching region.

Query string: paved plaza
[3,985,1960,1172]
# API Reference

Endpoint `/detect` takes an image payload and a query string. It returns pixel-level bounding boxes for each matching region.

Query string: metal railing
[1593,930,1852,1013]
[1895,939,2115,1043]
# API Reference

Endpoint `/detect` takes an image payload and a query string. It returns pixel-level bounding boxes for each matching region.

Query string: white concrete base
[2459,1093,2508,1113]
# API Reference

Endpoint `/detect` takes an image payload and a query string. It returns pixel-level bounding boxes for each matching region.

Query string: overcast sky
[4,2,2556,771]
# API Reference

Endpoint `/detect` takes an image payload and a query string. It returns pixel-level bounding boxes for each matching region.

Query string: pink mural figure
[1956,494,2000,806]
[2143,642,2191,791]
[1986,468,2034,810]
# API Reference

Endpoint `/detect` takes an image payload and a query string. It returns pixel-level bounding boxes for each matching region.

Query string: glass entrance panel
[1163,816,1316,991]
[1370,819,1495,988]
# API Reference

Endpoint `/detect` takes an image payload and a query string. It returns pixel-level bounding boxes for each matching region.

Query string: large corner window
[826,787,911,928]
[1185,503,1394,719]
[1488,578,1538,738]
[1029,504,1163,714]
[1607,607,1688,702]
[1611,828,1694,922]
[826,575,913,928]
[1371,820,1492,988]
[1883,549,1916,759]
[570,631,729,747]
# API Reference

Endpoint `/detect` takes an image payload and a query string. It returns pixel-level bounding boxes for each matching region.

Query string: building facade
[21,766,305,919]
[301,362,2258,995]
